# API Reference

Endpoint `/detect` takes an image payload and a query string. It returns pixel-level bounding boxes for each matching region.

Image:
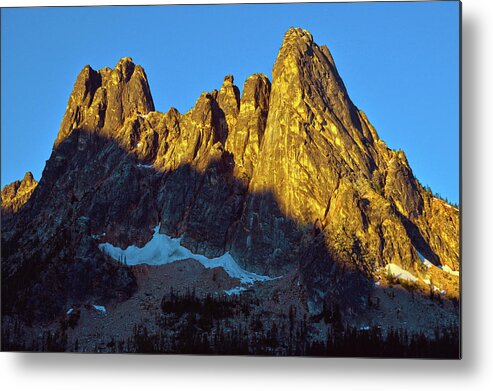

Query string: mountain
[1,28,459,356]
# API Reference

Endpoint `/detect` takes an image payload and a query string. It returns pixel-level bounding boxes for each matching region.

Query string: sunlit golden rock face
[234,27,459,292]
[216,75,241,144]
[54,57,155,148]
[1,171,38,216]
[251,28,382,220]
[226,74,271,181]
[2,27,459,319]
[418,195,460,271]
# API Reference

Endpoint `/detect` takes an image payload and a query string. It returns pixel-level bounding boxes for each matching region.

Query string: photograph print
[1,1,460,357]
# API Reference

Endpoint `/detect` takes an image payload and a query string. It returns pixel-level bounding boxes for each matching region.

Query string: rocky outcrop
[54,57,154,148]
[1,171,38,216]
[225,74,271,180]
[216,75,240,144]
[1,28,459,326]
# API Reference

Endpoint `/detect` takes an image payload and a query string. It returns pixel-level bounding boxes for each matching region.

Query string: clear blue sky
[1,2,459,204]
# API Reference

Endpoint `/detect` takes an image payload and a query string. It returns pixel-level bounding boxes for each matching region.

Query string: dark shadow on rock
[2,128,370,324]
[396,210,441,266]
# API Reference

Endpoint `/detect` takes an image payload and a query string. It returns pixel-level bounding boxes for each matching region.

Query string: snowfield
[423,259,434,269]
[416,249,433,268]
[93,305,107,314]
[224,286,248,296]
[98,225,274,284]
[442,264,460,276]
[416,248,459,276]
[136,163,154,169]
[384,264,450,295]
[385,263,419,283]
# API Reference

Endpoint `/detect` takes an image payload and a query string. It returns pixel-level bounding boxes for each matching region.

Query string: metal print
[1,1,460,357]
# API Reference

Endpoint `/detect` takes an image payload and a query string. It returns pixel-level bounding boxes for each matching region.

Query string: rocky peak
[215,75,241,144]
[217,75,240,108]
[20,171,36,188]
[114,57,136,82]
[274,27,317,82]
[1,171,38,216]
[250,26,384,201]
[225,73,271,180]
[102,58,154,135]
[54,57,154,149]
[222,74,235,86]
[235,28,458,293]
[282,27,314,47]
[273,26,356,129]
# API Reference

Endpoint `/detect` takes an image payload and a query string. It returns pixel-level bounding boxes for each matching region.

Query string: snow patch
[224,286,247,296]
[442,264,460,276]
[98,225,275,284]
[91,232,106,240]
[423,260,433,269]
[416,249,433,268]
[386,263,418,283]
[432,286,446,295]
[136,163,154,169]
[93,305,107,314]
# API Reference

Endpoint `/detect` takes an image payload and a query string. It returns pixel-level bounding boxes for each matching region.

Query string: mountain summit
[1,28,459,355]
[1,171,38,217]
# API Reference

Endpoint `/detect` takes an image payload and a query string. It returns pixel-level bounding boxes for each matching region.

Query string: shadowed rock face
[1,27,459,324]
